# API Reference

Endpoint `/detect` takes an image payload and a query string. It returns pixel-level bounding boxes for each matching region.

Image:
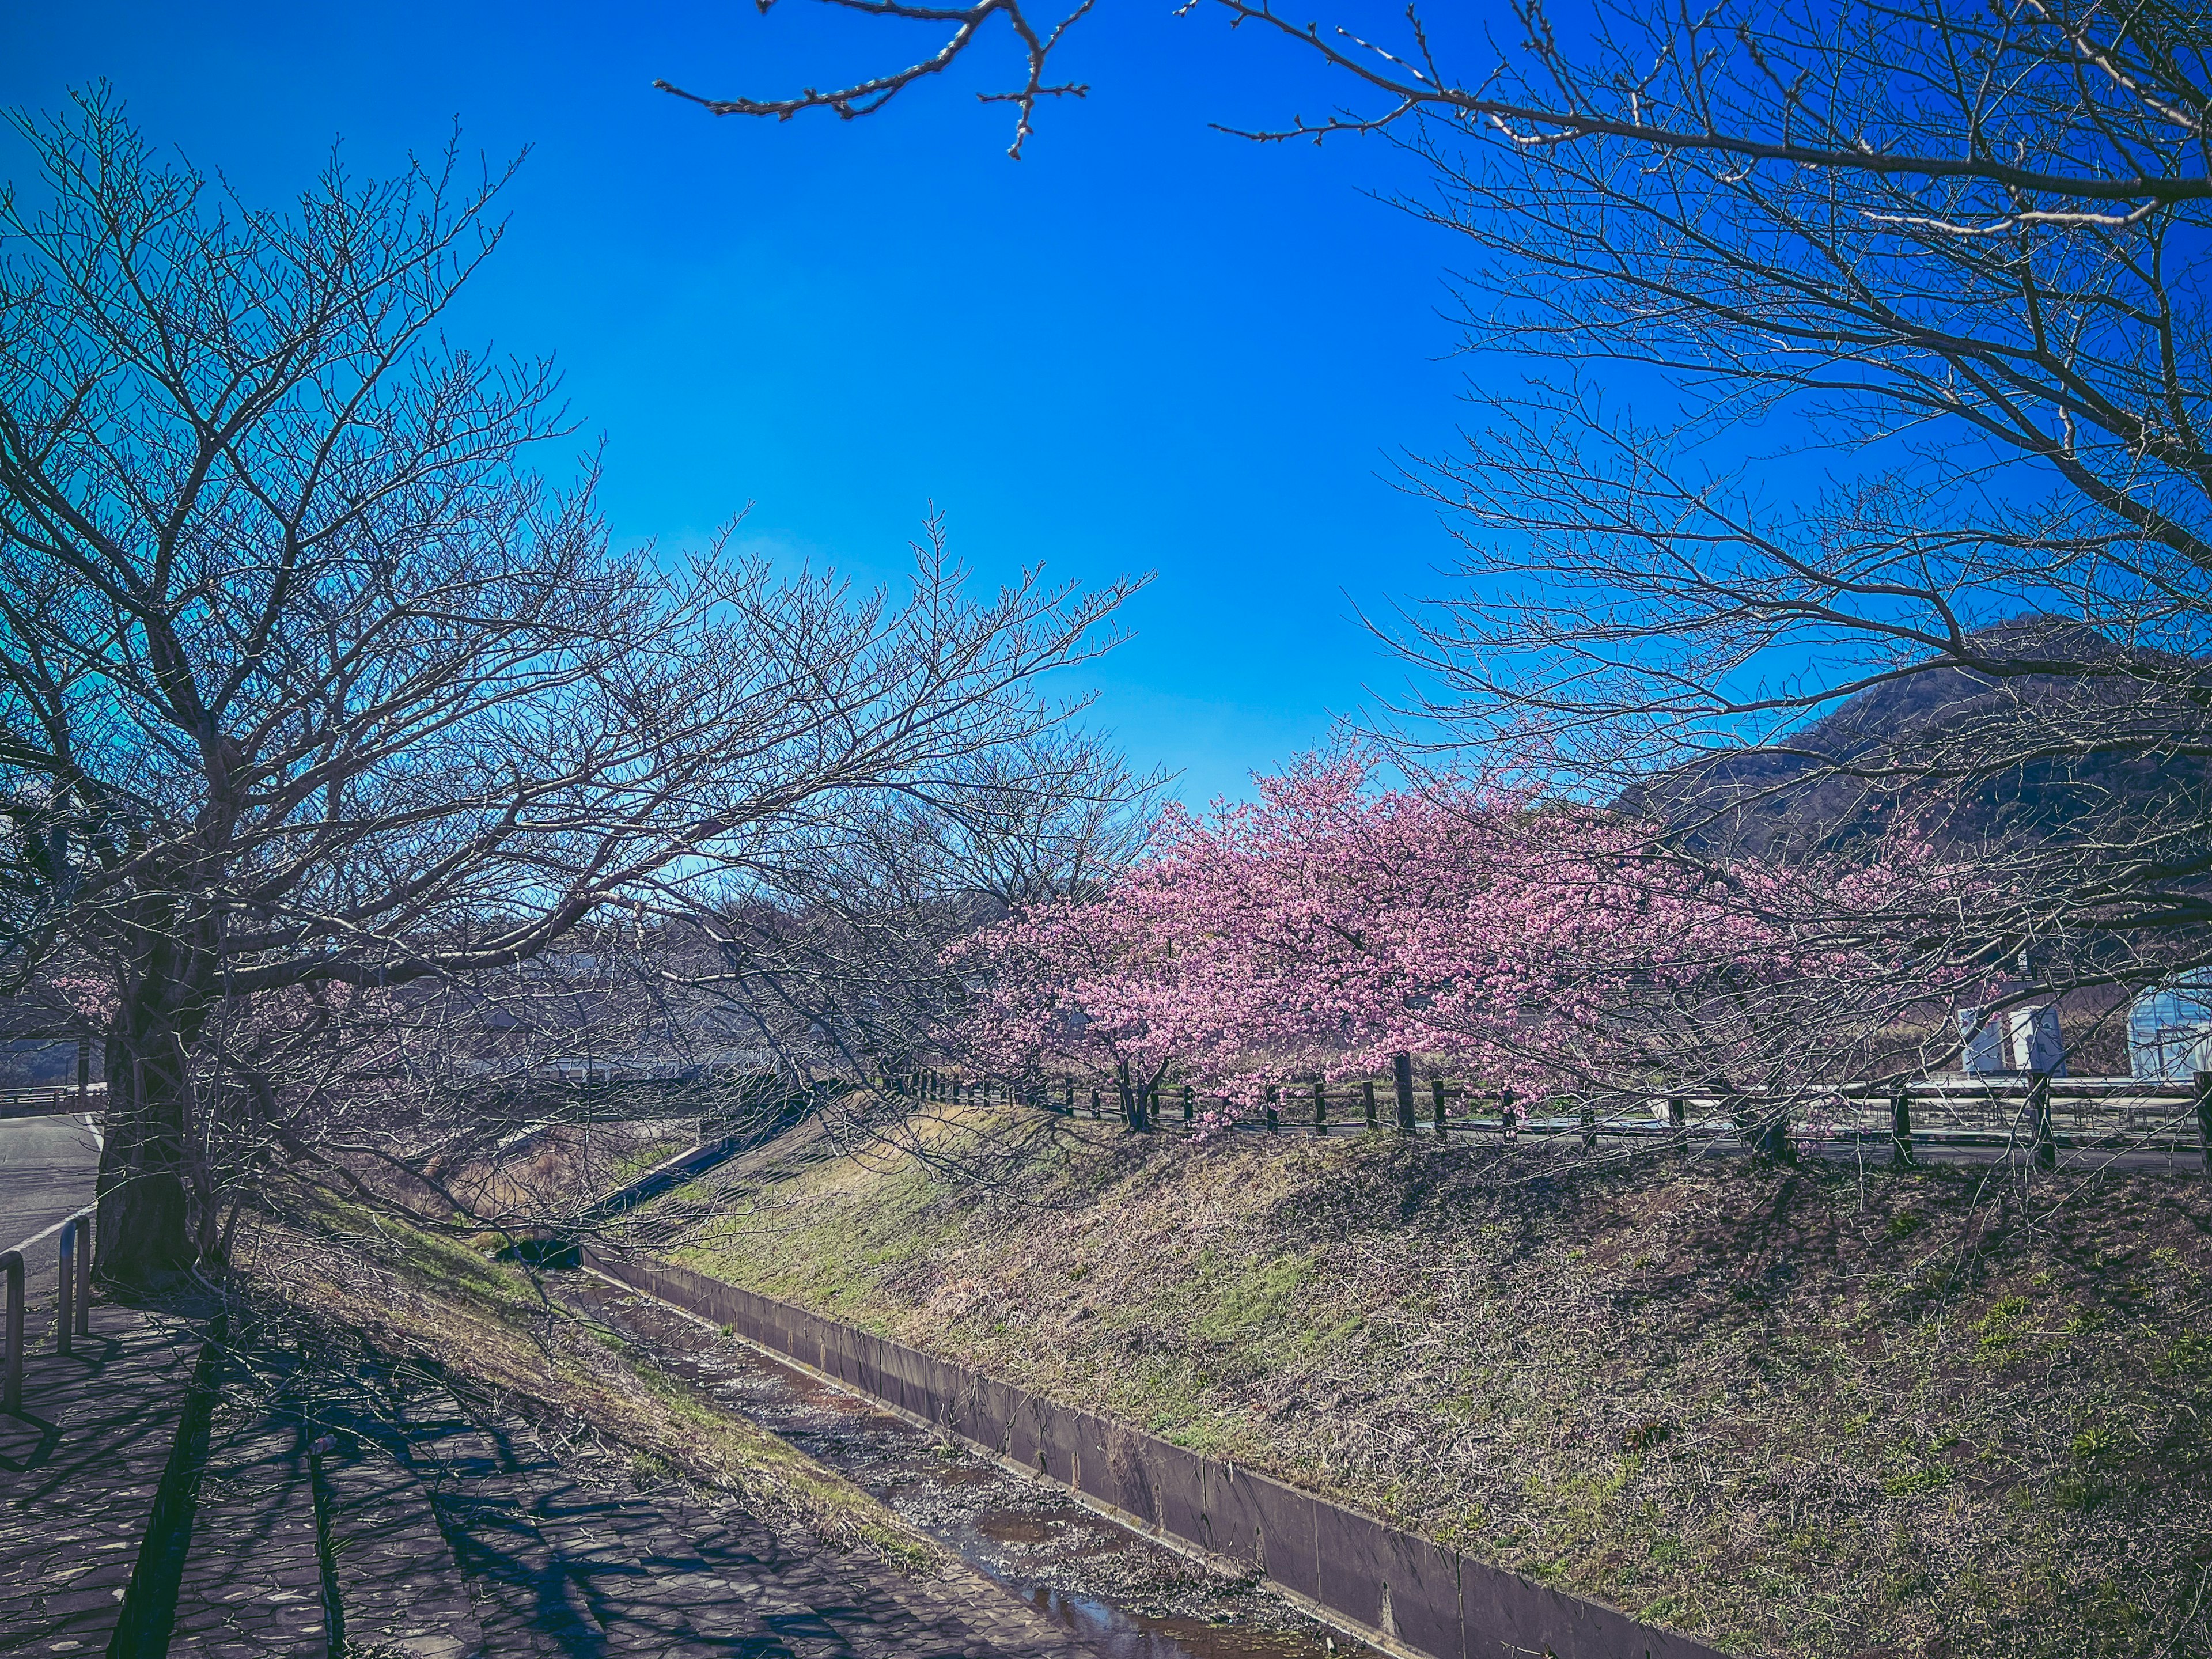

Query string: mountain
[1621,618,2212,855]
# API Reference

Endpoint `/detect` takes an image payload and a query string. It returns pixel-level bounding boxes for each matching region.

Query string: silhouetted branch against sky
[659,0,2212,999]
[652,0,1100,158]
[657,0,2210,216]
[0,88,1151,1280]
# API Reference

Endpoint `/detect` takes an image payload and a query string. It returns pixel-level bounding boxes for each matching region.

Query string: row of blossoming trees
[952,753,1987,1141]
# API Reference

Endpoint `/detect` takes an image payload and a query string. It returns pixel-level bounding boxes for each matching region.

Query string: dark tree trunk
[94,961,208,1290]
[95,1039,196,1288]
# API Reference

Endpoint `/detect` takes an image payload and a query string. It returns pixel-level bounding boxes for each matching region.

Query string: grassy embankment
[664,1105,2212,1659]
[249,1185,934,1566]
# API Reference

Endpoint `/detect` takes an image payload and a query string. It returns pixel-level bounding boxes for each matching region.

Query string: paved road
[0,1112,100,1294]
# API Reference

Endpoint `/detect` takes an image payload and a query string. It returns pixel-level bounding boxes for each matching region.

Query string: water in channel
[555,1272,1380,1659]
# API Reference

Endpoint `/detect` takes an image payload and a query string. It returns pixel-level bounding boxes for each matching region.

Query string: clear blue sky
[5,1,1495,803]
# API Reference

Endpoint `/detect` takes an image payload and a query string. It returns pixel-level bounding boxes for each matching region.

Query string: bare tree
[650,725,1160,1086]
[667,0,2212,1030]
[266,727,1164,1242]
[1366,3,2212,1037]
[0,89,1140,1285]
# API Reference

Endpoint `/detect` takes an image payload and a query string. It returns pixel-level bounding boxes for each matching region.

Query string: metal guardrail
[0,1082,107,1118]
[1,1214,92,1416]
[2,1249,20,1414]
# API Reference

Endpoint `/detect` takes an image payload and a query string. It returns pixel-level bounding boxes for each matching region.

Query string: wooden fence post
[1889,1083,1915,1168]
[1362,1080,1378,1130]
[1668,1093,1687,1158]
[1581,1099,1598,1152]
[1063,1075,1075,1113]
[2193,1071,2212,1175]
[1432,1078,1448,1137]
[1182,1084,1195,1124]
[1264,1085,1280,1132]
[2030,1071,2057,1171]
[2194,1071,2212,1175]
[1499,1087,1518,1143]
[1312,1077,1327,1136]
[1090,1086,1102,1119]
[1393,1052,1417,1133]
[1752,1097,1794,1163]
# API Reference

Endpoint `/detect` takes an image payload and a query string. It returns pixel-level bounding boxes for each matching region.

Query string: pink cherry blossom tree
[956,751,1979,1137]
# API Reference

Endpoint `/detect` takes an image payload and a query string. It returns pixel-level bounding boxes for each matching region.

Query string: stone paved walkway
[353,1356,1096,1658]
[0,1298,199,1656]
[167,1369,332,1657]
[3,1287,1112,1658]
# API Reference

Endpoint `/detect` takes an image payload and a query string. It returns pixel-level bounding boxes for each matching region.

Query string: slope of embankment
[656,1106,2212,1659]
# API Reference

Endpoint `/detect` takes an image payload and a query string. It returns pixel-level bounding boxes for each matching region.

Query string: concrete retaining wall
[585,1249,1732,1659]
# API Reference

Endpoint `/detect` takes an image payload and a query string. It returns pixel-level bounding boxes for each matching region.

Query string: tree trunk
[95,1038,197,1289]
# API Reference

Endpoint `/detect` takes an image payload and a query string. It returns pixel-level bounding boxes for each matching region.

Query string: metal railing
[0,1081,107,1118]
[1,1213,92,1416]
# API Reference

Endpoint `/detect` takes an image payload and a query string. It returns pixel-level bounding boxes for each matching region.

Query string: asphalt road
[0,1112,100,1297]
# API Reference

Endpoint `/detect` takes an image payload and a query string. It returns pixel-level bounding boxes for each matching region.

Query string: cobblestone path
[317,1355,1097,1659]
[3,1285,1109,1658]
[0,1298,199,1656]
[166,1350,334,1657]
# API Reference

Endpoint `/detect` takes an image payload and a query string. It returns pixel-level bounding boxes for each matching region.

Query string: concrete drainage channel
[579,1252,1729,1659]
[558,1266,1377,1659]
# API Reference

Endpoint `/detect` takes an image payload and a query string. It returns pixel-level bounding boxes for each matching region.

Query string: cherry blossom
[956,751,1975,1114]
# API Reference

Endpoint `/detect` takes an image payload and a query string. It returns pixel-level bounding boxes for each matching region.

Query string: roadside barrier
[2,1250,20,1414]
[587,1248,1729,1659]
[0,1082,107,1119]
[891,1062,2212,1166]
[3,1213,95,1411]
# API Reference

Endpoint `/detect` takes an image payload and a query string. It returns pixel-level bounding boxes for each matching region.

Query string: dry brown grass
[668,1105,2212,1659]
[245,1184,940,1569]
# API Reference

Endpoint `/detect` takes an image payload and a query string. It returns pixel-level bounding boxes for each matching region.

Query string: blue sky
[5,1,1503,803]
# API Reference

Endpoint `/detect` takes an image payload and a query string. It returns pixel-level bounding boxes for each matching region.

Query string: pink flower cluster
[956,752,1968,1111]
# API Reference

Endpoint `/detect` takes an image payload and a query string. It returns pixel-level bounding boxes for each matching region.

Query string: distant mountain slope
[1622,619,2212,854]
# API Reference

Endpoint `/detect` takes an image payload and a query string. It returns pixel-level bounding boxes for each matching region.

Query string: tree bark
[94,1039,196,1289]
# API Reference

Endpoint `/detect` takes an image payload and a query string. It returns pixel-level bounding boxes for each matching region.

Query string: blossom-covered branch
[957,752,1984,1119]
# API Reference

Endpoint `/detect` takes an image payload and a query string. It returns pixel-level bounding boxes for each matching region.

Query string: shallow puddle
[1018,1586,1362,1659]
[558,1274,1377,1659]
